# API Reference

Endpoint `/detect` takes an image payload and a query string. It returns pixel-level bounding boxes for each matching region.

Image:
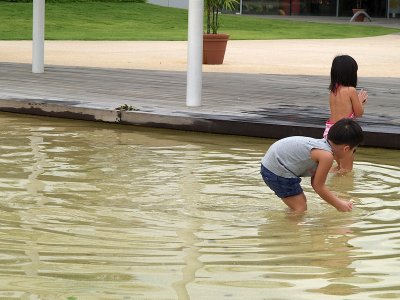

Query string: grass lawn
[0,2,399,40]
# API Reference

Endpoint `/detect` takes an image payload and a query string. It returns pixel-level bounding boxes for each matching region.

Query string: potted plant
[352,0,366,22]
[203,0,238,65]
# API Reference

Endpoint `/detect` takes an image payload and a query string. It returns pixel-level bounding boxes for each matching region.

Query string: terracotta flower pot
[203,33,230,65]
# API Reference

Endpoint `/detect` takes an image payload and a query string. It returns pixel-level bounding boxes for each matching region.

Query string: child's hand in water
[358,89,368,104]
[335,199,353,212]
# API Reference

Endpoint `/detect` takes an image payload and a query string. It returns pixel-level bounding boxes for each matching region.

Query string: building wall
[241,0,390,17]
[147,0,395,17]
[147,0,189,9]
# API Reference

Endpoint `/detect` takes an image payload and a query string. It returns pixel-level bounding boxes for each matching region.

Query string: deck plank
[0,62,399,148]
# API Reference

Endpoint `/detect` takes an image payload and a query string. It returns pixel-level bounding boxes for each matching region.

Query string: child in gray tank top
[260,118,363,213]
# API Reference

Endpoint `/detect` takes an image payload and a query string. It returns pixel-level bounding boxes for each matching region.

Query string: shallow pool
[0,112,399,300]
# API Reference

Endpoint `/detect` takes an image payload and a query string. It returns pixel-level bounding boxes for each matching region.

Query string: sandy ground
[1,34,399,77]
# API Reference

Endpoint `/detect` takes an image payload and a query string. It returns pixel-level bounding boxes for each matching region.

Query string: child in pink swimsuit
[325,55,368,172]
[323,111,355,139]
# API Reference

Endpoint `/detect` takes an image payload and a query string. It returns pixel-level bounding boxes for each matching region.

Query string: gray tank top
[261,136,332,178]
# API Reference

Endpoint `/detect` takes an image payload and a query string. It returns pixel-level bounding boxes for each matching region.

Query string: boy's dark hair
[329,55,358,93]
[328,118,363,148]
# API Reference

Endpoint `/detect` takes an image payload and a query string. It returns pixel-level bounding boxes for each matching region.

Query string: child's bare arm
[350,87,367,117]
[310,149,353,212]
[358,89,368,104]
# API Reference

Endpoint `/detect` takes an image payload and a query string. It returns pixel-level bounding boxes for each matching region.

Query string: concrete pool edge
[0,98,398,149]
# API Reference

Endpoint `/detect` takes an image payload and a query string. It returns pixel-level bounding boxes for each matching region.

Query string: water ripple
[0,113,399,299]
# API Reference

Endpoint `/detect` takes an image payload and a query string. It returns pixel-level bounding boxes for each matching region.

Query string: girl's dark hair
[327,118,363,148]
[329,55,358,93]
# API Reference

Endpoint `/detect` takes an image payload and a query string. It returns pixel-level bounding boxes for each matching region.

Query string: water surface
[0,113,399,300]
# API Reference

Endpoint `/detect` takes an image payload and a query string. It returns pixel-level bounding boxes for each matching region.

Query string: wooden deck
[0,62,399,148]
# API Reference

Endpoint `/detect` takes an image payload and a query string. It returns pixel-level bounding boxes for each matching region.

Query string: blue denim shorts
[260,164,303,198]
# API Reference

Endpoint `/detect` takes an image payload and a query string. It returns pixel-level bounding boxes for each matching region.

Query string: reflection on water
[0,112,399,300]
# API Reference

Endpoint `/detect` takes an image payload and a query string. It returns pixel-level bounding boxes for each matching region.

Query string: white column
[32,0,45,73]
[186,0,204,107]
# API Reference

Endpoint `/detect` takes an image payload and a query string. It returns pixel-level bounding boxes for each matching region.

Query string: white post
[186,0,204,107]
[32,0,45,73]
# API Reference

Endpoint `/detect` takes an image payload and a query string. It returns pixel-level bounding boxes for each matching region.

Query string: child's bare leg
[282,193,307,213]
[330,159,340,173]
[331,154,354,174]
[338,153,354,173]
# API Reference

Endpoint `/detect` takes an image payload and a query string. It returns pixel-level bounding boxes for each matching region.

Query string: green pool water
[0,112,399,300]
